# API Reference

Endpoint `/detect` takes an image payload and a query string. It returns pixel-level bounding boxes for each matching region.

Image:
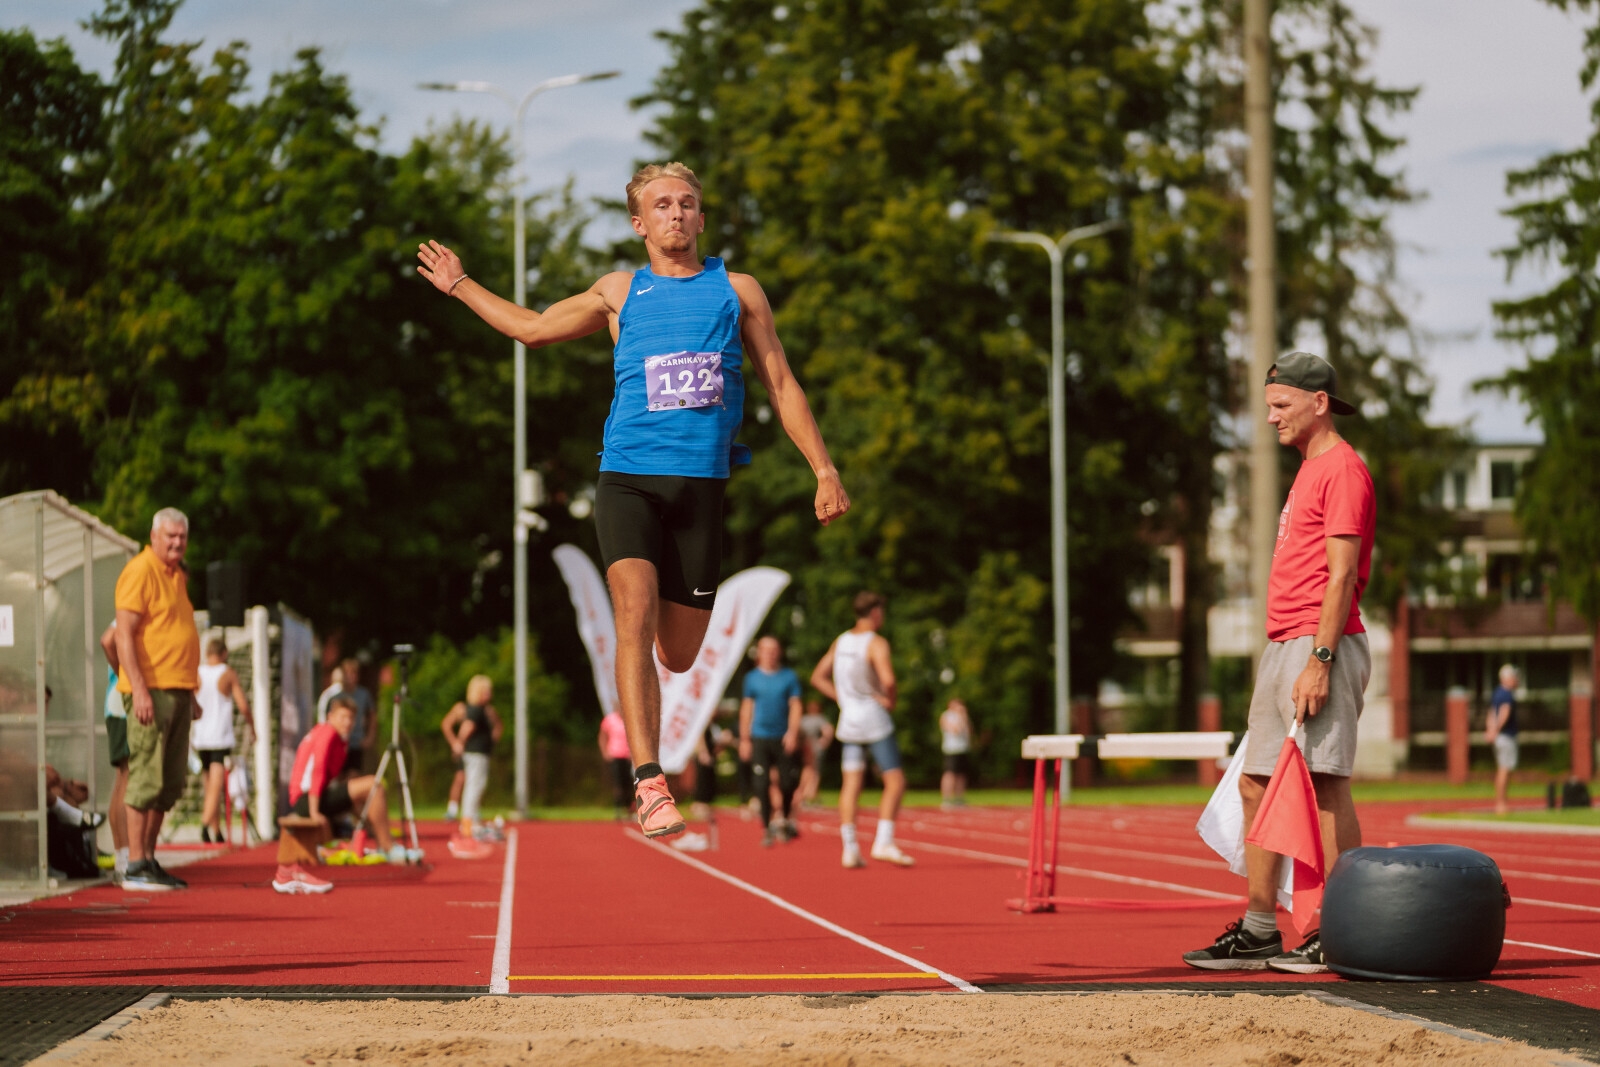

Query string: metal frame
[0,491,139,889]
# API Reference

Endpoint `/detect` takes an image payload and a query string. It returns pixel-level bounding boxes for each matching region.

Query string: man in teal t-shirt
[739,636,803,846]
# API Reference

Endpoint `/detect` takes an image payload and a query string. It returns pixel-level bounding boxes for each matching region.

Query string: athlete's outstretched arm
[417,239,620,347]
[731,273,851,526]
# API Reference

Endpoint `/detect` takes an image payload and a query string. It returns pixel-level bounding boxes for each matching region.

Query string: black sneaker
[1182,920,1283,970]
[122,860,176,892]
[779,818,799,842]
[1267,931,1328,974]
[150,860,187,889]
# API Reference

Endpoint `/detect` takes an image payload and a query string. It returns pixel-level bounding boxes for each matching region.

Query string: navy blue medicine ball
[1322,844,1508,982]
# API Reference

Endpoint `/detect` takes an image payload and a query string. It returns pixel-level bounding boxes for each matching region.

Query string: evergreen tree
[1486,0,1600,624]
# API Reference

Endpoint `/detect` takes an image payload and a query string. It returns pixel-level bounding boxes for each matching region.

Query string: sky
[9,0,1593,442]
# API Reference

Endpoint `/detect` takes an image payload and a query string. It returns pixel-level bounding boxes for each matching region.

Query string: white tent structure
[0,491,140,888]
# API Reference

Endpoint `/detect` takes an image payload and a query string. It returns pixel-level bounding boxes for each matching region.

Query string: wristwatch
[1312,645,1336,664]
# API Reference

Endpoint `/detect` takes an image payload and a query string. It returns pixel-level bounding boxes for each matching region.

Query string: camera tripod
[352,644,422,860]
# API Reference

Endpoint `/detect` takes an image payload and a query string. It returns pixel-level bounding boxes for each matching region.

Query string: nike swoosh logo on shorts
[635,285,655,295]
[693,587,712,597]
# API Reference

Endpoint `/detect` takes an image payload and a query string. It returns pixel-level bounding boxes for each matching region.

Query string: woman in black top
[443,675,502,841]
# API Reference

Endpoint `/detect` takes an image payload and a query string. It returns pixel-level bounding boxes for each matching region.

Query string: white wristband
[447,274,470,295]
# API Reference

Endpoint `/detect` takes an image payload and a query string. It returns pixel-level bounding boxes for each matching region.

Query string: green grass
[1417,807,1600,827]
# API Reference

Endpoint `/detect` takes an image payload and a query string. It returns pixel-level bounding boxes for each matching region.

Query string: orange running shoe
[635,774,687,838]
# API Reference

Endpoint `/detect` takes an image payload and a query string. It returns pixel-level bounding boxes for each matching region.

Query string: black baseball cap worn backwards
[1266,351,1356,416]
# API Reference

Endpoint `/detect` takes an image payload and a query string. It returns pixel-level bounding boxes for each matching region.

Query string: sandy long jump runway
[43,991,1578,1067]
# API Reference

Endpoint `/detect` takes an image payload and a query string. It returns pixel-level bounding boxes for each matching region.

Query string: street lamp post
[420,70,619,817]
[989,221,1120,736]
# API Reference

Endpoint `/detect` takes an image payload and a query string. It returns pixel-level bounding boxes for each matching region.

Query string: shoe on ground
[150,859,187,889]
[841,846,866,869]
[447,834,494,860]
[1182,920,1283,970]
[122,860,178,891]
[761,826,778,848]
[272,864,334,895]
[473,824,505,843]
[1267,931,1328,974]
[870,843,915,867]
[779,818,800,842]
[635,774,687,839]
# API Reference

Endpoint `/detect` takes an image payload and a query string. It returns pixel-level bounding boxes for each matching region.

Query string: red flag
[1245,726,1325,934]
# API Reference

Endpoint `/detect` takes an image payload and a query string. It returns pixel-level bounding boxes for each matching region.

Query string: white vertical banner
[551,545,620,717]
[657,566,790,774]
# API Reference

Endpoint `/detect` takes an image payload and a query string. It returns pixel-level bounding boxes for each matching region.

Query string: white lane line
[489,828,519,995]
[1504,938,1600,960]
[897,837,1244,901]
[1500,868,1600,887]
[1514,896,1600,915]
[638,835,982,994]
[908,819,1225,870]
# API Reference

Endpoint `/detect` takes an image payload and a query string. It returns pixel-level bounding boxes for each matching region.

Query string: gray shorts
[1493,734,1519,771]
[1243,633,1371,778]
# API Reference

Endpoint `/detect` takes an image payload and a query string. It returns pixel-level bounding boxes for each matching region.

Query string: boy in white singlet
[810,592,913,868]
[193,637,250,844]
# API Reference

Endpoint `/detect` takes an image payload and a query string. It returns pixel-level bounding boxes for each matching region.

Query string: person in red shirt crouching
[278,696,401,893]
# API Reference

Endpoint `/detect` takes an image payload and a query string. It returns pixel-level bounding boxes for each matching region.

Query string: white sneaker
[870,843,915,867]
[841,846,865,869]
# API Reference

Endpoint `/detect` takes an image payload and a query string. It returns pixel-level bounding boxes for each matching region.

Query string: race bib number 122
[646,351,724,411]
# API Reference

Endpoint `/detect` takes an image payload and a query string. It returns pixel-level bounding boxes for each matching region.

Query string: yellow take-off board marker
[508,972,938,982]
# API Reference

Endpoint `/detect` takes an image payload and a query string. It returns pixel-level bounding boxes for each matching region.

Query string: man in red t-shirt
[289,696,398,857]
[1185,351,1375,977]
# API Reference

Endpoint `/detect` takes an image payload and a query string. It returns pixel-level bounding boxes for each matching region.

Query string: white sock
[445,801,459,818]
[115,847,129,874]
[874,819,896,850]
[1241,910,1278,940]
[840,823,858,851]
[52,796,85,825]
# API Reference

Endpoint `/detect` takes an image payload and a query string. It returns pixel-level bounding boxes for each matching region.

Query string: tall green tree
[640,0,1200,774]
[0,0,613,667]
[1486,0,1600,624]
[0,28,105,498]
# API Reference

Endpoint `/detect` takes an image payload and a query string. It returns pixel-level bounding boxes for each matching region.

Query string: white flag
[552,545,620,718]
[657,567,791,773]
[1196,730,1294,912]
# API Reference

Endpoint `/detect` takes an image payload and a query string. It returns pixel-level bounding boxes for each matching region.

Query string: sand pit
[51,992,1573,1066]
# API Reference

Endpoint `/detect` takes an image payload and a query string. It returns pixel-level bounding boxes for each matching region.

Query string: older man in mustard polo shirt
[114,507,201,891]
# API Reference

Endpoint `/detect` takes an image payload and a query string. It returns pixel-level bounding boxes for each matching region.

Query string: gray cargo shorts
[1243,632,1371,778]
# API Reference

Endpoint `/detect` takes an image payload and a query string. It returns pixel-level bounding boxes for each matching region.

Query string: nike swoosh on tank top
[601,256,750,478]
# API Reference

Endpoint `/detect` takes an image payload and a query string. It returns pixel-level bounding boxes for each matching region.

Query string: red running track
[0,802,1594,1007]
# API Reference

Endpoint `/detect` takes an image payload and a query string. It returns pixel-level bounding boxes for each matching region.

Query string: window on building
[1490,461,1520,501]
[1487,553,1546,603]
[1451,470,1468,509]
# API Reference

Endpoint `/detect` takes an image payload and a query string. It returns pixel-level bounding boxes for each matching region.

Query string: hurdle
[1007,731,1234,913]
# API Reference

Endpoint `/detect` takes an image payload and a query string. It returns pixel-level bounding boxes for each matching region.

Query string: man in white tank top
[810,592,913,868]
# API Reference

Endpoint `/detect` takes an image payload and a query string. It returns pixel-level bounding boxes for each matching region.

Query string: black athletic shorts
[197,748,229,770]
[292,780,352,818]
[943,752,971,776]
[749,736,798,783]
[595,472,726,610]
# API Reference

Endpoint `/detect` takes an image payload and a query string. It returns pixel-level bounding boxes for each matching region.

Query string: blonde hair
[626,162,702,216]
[466,674,493,705]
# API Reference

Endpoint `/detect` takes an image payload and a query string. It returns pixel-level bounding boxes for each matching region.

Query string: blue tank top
[601,257,750,478]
